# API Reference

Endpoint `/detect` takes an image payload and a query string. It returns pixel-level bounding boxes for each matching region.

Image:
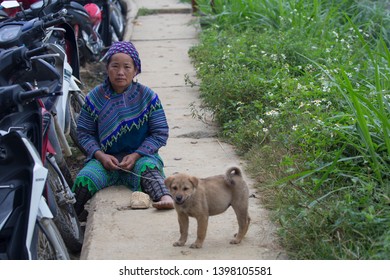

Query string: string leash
[116,166,161,182]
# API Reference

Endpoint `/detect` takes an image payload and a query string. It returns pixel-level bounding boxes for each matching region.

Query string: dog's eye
[172,186,178,191]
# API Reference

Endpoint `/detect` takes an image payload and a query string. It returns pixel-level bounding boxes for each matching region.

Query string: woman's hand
[94,151,120,171]
[118,153,142,171]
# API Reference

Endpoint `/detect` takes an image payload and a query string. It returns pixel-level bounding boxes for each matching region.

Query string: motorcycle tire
[68,90,87,156]
[57,156,74,187]
[31,218,70,260]
[47,121,75,187]
[111,1,126,41]
[46,158,84,254]
[118,0,127,16]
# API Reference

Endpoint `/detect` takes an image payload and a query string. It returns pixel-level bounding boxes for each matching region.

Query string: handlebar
[0,10,67,48]
[0,85,54,113]
[0,45,61,91]
[26,45,49,58]
[41,9,68,22]
[42,16,67,29]
[0,45,49,75]
[17,87,51,102]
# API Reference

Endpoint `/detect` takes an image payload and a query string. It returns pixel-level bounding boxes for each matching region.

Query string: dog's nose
[175,195,183,203]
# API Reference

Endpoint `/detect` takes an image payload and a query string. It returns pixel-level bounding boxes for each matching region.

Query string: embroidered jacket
[77,79,169,160]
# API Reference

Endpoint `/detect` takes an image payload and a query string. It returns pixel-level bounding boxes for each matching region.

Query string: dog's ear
[188,176,199,188]
[164,176,174,189]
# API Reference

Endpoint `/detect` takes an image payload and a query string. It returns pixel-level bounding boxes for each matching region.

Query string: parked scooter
[0,0,39,17]
[0,46,71,259]
[0,6,86,183]
[0,14,84,254]
[5,0,106,65]
[79,0,126,46]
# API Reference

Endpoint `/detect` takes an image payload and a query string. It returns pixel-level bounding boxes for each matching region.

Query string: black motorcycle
[0,15,84,254]
[79,0,127,47]
[12,0,106,65]
[0,46,72,259]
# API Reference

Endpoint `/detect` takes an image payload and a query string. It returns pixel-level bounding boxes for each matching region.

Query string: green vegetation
[189,0,390,259]
[137,8,159,16]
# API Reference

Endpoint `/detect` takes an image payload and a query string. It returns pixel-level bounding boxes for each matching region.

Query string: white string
[116,166,161,182]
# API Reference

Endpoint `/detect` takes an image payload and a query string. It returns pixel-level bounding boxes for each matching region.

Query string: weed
[190,0,390,259]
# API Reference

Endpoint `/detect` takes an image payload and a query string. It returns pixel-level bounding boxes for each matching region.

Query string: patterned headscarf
[105,41,141,74]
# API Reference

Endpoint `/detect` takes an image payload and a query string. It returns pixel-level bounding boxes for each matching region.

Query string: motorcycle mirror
[0,1,20,9]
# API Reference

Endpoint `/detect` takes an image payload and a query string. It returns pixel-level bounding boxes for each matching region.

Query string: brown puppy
[165,167,251,249]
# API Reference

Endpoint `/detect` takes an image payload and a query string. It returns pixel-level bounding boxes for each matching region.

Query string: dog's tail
[225,166,243,185]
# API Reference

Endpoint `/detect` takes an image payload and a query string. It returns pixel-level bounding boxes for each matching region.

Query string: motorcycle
[80,0,126,47]
[0,46,71,259]
[0,14,84,254]
[0,5,87,180]
[58,0,105,65]
[0,0,37,17]
[101,0,126,44]
[5,0,106,65]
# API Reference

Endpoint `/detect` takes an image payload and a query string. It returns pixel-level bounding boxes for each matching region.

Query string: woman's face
[107,53,138,93]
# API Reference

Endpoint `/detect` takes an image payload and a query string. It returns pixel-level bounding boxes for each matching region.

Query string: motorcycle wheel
[68,90,87,155]
[57,156,74,187]
[31,218,70,260]
[111,1,126,41]
[46,158,84,253]
[47,120,75,187]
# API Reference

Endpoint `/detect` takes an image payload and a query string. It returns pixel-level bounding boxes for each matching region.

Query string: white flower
[265,110,280,117]
[312,100,322,106]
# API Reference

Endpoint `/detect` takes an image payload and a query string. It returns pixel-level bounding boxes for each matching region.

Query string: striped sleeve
[135,96,169,156]
[77,97,101,159]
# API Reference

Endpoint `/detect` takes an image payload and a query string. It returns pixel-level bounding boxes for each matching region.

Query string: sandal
[130,191,151,209]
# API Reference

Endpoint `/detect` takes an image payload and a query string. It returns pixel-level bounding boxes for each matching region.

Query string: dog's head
[165,174,198,205]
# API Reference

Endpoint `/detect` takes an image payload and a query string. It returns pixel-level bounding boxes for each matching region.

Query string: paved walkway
[79,0,286,260]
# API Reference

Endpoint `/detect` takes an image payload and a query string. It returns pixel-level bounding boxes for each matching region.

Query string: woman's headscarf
[105,41,141,74]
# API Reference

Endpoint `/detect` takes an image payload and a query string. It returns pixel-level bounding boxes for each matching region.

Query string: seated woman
[72,41,174,220]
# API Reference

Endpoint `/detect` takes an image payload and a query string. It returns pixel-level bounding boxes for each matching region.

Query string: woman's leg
[141,168,174,209]
[72,159,120,217]
[73,186,92,219]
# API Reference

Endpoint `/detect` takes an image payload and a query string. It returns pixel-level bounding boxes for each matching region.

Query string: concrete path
[79,0,286,260]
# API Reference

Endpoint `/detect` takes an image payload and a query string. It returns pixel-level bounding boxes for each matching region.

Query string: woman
[72,41,174,219]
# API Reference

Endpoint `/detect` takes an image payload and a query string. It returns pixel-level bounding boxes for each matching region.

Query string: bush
[190,0,390,259]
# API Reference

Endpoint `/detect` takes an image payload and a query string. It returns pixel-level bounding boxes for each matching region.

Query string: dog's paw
[173,241,185,247]
[189,243,203,249]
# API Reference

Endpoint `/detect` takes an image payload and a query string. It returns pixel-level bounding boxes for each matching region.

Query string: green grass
[189,0,390,259]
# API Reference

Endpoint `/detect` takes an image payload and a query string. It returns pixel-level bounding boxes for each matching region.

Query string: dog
[165,166,251,249]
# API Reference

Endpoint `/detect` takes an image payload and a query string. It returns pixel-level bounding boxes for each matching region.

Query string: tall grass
[190,0,390,259]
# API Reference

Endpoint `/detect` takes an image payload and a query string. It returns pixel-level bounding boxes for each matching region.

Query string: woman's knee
[75,159,111,191]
